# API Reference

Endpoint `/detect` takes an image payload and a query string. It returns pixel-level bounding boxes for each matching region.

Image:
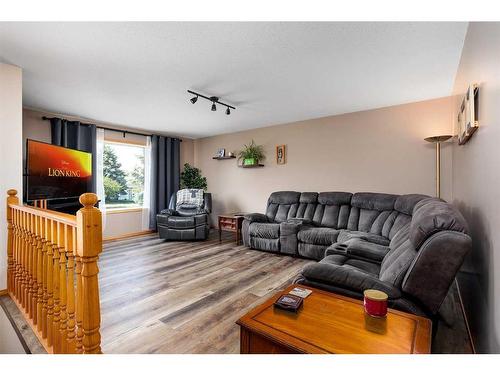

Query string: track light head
[190,95,198,104]
[211,102,217,111]
[226,107,231,115]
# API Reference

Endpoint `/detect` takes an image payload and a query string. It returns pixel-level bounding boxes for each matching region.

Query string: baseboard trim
[0,289,8,296]
[103,230,155,243]
[455,278,476,354]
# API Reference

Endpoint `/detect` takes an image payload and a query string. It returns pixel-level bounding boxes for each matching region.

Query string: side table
[218,213,246,244]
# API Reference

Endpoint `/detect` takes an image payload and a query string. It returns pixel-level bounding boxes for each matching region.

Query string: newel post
[76,193,103,354]
[6,189,19,292]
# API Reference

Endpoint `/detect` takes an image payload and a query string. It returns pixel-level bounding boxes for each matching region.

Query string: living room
[1,0,499,372]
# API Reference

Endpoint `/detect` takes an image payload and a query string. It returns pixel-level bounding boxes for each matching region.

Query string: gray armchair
[157,191,212,240]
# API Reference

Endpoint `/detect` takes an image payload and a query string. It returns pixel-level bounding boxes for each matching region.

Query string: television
[26,139,93,202]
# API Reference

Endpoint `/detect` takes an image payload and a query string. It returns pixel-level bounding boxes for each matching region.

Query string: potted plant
[237,140,266,166]
[180,163,208,190]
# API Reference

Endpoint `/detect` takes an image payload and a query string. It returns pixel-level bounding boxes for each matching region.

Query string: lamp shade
[424,135,452,143]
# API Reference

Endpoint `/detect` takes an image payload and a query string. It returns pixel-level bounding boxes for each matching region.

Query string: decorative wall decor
[216,148,225,158]
[276,144,286,164]
[457,84,479,145]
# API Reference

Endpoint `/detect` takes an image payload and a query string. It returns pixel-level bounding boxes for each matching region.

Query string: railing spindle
[6,190,18,294]
[66,226,77,353]
[58,222,68,354]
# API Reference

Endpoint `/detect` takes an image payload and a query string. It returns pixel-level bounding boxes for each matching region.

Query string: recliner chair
[156,190,212,240]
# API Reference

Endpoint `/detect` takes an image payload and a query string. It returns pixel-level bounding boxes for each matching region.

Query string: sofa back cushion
[379,224,417,287]
[312,192,352,228]
[295,192,318,221]
[381,194,430,240]
[347,193,398,236]
[265,191,301,223]
[409,198,469,250]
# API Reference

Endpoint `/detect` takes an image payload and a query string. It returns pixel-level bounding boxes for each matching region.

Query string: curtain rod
[41,116,182,142]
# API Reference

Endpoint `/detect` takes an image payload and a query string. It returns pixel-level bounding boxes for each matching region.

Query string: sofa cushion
[157,214,207,228]
[297,227,340,245]
[301,255,401,298]
[351,192,398,211]
[295,192,318,221]
[394,194,429,215]
[312,192,352,228]
[325,239,390,263]
[379,238,417,287]
[409,198,469,250]
[337,230,390,246]
[249,222,280,239]
[265,191,301,223]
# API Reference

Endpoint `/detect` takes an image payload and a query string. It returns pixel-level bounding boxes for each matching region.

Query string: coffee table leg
[236,228,240,245]
[218,218,222,242]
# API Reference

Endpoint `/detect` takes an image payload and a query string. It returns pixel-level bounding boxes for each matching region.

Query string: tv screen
[26,139,92,201]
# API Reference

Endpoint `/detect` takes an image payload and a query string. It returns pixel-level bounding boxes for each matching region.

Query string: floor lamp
[424,135,452,198]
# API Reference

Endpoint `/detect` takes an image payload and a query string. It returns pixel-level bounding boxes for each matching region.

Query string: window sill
[105,207,146,215]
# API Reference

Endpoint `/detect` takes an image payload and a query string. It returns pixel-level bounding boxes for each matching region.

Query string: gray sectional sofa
[242,191,471,317]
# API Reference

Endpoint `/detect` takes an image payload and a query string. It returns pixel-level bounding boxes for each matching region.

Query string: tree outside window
[103,142,145,209]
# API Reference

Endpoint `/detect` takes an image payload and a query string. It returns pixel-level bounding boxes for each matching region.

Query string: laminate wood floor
[99,232,313,353]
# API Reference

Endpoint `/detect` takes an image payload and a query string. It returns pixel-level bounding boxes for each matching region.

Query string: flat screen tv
[26,139,92,201]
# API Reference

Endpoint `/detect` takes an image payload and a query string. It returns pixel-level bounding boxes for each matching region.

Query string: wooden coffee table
[218,213,246,244]
[236,284,431,354]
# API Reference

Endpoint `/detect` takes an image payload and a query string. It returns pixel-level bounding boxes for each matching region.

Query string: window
[103,141,146,210]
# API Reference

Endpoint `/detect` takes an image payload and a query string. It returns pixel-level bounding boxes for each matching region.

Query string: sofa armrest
[279,220,308,256]
[301,261,401,299]
[325,239,389,263]
[244,213,269,223]
[203,193,212,214]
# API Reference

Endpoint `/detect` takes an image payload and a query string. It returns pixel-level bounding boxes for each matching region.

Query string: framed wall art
[457,84,479,145]
[276,144,286,165]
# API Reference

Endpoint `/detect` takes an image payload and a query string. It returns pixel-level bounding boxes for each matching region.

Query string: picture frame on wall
[457,84,479,145]
[216,148,226,158]
[276,145,286,164]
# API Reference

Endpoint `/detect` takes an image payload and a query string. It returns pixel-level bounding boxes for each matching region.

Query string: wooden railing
[6,189,103,354]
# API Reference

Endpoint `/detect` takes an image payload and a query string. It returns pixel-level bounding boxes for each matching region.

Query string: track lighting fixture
[187,90,235,115]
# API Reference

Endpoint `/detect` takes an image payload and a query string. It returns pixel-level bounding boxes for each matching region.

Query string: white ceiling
[0,22,467,139]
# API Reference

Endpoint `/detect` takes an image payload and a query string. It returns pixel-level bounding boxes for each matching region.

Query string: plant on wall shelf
[180,163,208,190]
[237,140,266,166]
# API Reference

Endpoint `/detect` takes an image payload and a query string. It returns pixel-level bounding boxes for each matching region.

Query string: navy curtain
[49,118,97,193]
[149,135,180,230]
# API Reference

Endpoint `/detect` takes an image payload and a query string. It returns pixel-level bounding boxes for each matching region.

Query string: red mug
[363,289,388,317]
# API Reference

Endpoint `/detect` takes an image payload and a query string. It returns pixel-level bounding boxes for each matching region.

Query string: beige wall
[22,108,195,240]
[0,64,23,290]
[104,209,149,239]
[194,97,454,224]
[451,22,500,353]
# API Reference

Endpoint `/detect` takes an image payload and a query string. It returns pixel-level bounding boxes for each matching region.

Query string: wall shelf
[212,156,236,160]
[239,164,265,168]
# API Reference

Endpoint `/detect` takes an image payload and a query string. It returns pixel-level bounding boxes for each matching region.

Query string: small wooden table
[236,284,431,354]
[218,213,246,244]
